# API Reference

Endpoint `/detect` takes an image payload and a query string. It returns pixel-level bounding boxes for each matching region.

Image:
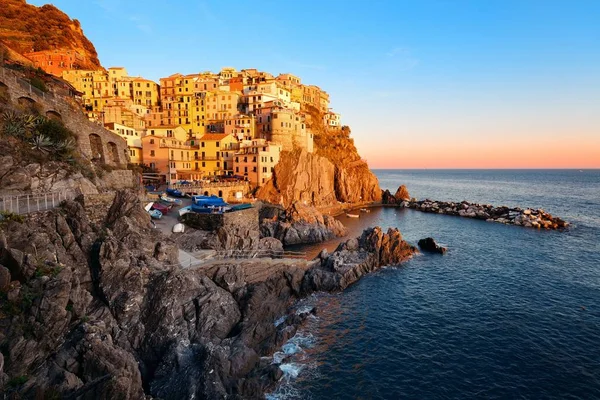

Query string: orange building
[24,49,86,77]
[233,139,282,186]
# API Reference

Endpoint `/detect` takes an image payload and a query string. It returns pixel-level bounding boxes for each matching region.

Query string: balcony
[159,142,197,150]
[194,155,220,161]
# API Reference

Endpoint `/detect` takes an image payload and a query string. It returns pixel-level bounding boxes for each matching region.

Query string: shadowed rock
[418,237,447,254]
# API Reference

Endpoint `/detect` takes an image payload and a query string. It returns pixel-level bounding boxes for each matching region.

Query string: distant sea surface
[270,169,600,399]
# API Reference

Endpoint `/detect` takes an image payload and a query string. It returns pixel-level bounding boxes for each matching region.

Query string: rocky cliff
[260,202,347,245]
[257,107,382,210]
[0,190,416,398]
[256,149,336,209]
[0,0,102,69]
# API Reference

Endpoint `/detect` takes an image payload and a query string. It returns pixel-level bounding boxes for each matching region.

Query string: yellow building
[104,122,143,164]
[191,133,237,177]
[132,78,160,108]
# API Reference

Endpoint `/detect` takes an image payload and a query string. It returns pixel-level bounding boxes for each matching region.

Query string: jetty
[400,199,568,230]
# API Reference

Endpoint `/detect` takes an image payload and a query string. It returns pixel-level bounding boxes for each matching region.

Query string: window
[150,139,154,144]
[202,162,205,167]
[201,142,205,148]
[216,142,220,147]
[262,167,267,173]
[150,150,155,156]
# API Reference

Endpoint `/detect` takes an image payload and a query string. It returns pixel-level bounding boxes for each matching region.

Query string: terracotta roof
[200,133,231,141]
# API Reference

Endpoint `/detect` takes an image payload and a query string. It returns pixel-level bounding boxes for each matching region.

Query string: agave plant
[53,137,76,152]
[30,134,54,154]
[1,111,43,139]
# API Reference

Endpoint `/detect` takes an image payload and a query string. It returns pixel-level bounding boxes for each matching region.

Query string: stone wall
[82,192,116,225]
[0,66,129,166]
[97,170,137,191]
[182,206,258,232]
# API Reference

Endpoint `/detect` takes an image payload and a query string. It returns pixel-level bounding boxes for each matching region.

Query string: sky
[29,0,600,168]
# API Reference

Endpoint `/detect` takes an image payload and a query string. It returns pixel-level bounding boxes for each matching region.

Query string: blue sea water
[270,169,600,399]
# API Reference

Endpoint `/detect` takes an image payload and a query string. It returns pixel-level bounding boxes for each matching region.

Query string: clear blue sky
[30,0,600,168]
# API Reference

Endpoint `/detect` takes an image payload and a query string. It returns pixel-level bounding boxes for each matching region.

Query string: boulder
[394,185,410,201]
[417,237,447,255]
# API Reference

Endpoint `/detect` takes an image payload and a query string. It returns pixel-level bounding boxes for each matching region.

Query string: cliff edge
[0,0,102,70]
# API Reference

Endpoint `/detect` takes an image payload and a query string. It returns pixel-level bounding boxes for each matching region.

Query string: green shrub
[0,211,24,223]
[29,76,48,93]
[35,118,75,143]
[7,375,28,388]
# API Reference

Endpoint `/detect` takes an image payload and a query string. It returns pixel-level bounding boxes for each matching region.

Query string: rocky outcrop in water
[418,237,447,254]
[404,199,569,230]
[382,184,411,205]
[260,202,347,245]
[303,227,417,292]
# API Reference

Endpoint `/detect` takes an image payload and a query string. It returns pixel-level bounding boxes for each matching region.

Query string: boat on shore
[160,194,183,206]
[346,213,360,218]
[166,188,185,198]
[360,208,370,213]
[178,205,193,217]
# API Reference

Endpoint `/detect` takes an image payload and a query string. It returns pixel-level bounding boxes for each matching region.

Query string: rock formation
[256,149,337,209]
[382,184,411,205]
[0,190,417,398]
[418,237,447,254]
[303,227,417,292]
[257,108,382,211]
[403,199,568,230]
[260,202,347,245]
[0,0,102,70]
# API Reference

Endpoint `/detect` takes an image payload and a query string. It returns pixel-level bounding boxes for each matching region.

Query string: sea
[268,169,600,400]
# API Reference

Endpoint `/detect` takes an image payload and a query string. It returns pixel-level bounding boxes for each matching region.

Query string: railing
[210,249,307,260]
[171,181,247,189]
[0,190,76,215]
[194,155,219,161]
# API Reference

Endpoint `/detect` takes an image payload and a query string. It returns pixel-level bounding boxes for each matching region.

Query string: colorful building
[104,122,143,164]
[233,139,282,186]
[24,49,86,77]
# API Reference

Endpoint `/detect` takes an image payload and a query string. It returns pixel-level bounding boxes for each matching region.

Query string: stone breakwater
[398,199,568,230]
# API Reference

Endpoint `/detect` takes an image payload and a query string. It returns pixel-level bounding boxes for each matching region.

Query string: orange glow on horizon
[362,135,600,169]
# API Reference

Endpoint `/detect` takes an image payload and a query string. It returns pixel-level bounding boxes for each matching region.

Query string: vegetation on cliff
[0,0,102,69]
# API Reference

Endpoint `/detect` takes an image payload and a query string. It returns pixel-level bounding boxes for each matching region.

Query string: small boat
[346,213,360,218]
[178,205,193,217]
[172,223,185,233]
[152,202,170,214]
[191,203,220,214]
[166,188,185,198]
[148,209,162,219]
[360,208,370,213]
[227,203,253,212]
[160,194,183,205]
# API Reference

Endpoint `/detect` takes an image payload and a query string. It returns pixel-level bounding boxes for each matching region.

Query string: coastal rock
[0,265,10,291]
[303,227,417,292]
[382,185,410,204]
[417,237,447,254]
[0,188,419,399]
[256,149,337,208]
[394,185,411,201]
[404,198,568,230]
[260,202,347,245]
